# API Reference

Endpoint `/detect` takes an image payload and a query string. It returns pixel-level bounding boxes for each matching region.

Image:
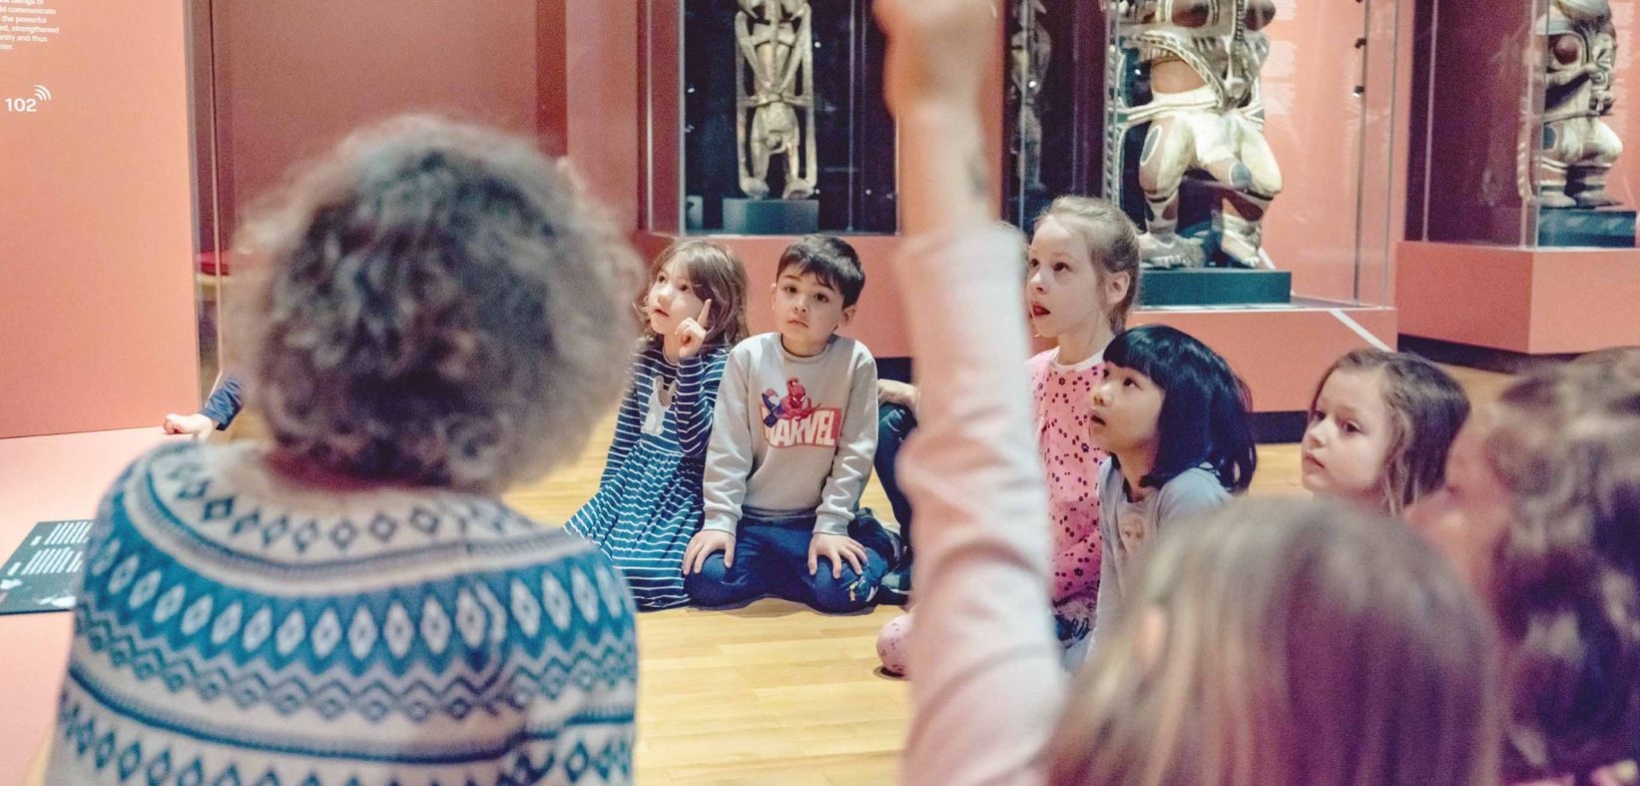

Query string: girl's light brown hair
[1482,351,1640,780]
[1049,499,1502,786]
[1309,349,1470,516]
[640,239,750,349]
[1033,196,1141,332]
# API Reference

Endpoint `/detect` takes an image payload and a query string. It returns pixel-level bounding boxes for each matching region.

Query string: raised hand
[876,0,996,115]
[676,299,714,360]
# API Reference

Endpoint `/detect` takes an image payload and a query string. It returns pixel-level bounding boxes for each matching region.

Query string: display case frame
[1399,0,1640,356]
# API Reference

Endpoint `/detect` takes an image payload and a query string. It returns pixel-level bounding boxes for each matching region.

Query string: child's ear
[841,304,857,327]
[1106,271,1133,309]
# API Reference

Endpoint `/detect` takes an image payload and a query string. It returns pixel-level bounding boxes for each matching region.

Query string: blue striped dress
[565,344,729,610]
[44,441,638,786]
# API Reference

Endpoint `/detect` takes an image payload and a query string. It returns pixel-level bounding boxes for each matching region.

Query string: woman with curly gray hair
[39,116,643,786]
[1409,349,1640,786]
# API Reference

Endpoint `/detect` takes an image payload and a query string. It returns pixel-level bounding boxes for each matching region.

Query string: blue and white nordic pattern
[44,442,638,786]
[566,345,728,610]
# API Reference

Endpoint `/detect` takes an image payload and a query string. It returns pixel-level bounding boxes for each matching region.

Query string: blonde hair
[1309,349,1470,516]
[1033,196,1142,331]
[639,239,751,348]
[1483,351,1640,780]
[1050,499,1502,786]
[236,115,640,491]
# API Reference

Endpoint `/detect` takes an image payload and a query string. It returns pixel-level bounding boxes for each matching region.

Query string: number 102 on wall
[6,85,53,113]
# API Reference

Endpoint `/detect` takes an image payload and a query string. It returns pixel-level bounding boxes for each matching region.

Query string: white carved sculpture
[1013,0,1052,196]
[1117,0,1283,269]
[1538,0,1623,208]
[735,0,818,200]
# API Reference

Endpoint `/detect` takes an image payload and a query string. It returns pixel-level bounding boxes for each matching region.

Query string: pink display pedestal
[1399,241,1640,355]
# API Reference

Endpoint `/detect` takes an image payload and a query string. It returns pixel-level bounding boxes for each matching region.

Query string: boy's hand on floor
[682,530,735,575]
[809,533,868,578]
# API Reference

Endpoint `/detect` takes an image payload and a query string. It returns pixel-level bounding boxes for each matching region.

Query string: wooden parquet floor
[494,364,1510,784]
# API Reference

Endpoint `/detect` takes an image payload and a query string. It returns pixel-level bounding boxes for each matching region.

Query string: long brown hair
[1309,349,1470,516]
[1484,352,1640,780]
[639,239,750,349]
[1050,499,1502,786]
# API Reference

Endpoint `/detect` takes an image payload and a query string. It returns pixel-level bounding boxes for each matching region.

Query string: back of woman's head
[1312,349,1470,515]
[1105,324,1256,492]
[1050,499,1502,786]
[239,115,640,491]
[1483,352,1640,778]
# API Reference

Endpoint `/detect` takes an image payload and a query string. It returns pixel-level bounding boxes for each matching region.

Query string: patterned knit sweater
[44,441,638,786]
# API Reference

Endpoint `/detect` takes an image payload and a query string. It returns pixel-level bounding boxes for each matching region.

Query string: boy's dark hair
[777,235,866,307]
[1105,324,1257,493]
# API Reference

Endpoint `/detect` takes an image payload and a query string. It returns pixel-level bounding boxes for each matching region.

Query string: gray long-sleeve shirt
[1093,457,1229,634]
[701,333,878,536]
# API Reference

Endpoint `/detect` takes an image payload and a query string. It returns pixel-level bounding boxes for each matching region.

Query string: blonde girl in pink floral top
[875,197,1141,675]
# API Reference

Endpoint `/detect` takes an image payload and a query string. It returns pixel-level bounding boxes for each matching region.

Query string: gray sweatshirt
[702,333,879,536]
[1093,457,1229,634]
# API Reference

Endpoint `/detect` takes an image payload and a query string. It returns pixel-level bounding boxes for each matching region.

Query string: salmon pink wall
[0,0,197,438]
[210,1,539,243]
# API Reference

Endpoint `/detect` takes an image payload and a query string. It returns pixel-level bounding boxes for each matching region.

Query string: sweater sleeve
[601,352,650,485]
[200,374,245,430]
[675,347,730,459]
[813,349,879,537]
[1051,527,1103,602]
[701,348,755,534]
[899,227,1063,786]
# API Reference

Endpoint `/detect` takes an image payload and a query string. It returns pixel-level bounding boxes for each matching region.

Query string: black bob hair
[1104,324,1257,493]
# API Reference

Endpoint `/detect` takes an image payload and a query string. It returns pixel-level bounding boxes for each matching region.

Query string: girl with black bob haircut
[1088,324,1258,640]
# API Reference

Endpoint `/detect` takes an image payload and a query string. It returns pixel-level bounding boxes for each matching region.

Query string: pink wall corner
[0,0,198,439]
[1528,248,1640,353]
[214,1,539,237]
[1397,242,1535,351]
[565,0,640,231]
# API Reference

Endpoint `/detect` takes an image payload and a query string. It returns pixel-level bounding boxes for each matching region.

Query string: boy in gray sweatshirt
[681,236,899,612]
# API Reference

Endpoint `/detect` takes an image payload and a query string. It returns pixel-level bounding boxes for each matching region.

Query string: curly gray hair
[234,116,640,491]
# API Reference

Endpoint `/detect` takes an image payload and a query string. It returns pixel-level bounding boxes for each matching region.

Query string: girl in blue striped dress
[566,240,750,609]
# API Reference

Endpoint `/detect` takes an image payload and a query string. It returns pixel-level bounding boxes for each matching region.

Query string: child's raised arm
[878,2,1065,785]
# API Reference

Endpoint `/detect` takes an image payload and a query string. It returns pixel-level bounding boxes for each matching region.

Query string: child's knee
[809,566,878,613]
[876,614,913,676]
[683,557,736,605]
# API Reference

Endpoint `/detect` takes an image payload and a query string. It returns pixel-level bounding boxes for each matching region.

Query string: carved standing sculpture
[1012,0,1052,196]
[1538,0,1623,208]
[735,0,817,200]
[1117,0,1282,269]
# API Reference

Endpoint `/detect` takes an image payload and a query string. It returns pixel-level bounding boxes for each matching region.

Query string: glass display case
[1004,0,1107,227]
[646,0,897,236]
[1005,0,1401,308]
[1411,0,1636,248]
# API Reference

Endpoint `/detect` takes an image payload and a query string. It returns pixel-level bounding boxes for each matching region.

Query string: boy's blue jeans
[685,511,895,613]
[875,403,918,546]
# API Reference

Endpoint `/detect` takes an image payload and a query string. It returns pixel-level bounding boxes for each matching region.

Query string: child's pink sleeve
[1052,529,1102,601]
[899,228,1063,786]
